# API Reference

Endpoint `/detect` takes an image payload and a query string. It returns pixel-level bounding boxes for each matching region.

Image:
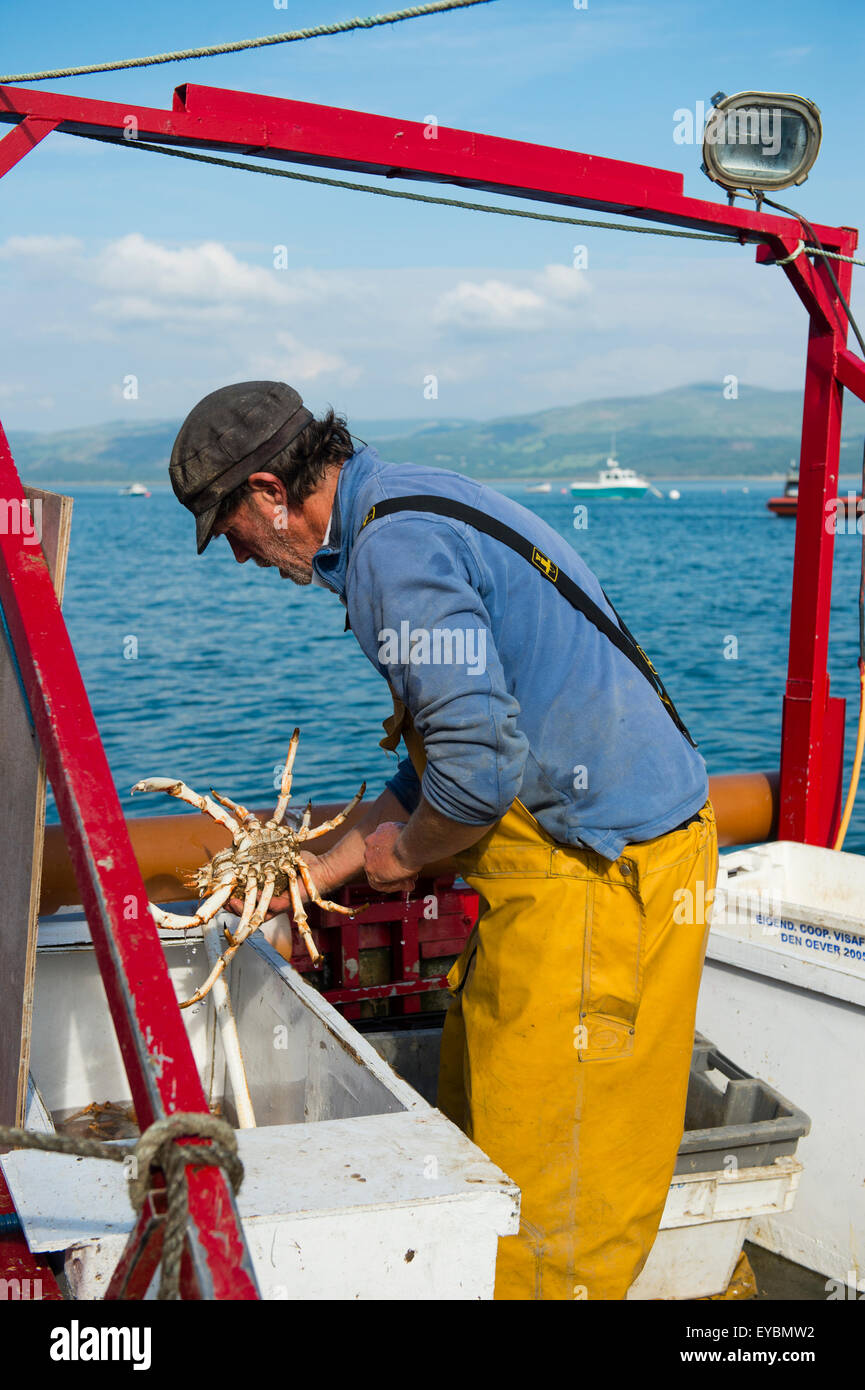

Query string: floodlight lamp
[701,90,822,195]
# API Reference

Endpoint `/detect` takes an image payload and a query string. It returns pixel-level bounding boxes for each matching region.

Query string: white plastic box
[697,840,865,1284]
[628,1157,802,1300]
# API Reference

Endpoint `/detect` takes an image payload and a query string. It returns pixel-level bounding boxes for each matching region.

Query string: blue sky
[1,0,864,430]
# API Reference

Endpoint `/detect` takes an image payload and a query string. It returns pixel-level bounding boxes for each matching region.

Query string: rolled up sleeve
[348,517,528,824]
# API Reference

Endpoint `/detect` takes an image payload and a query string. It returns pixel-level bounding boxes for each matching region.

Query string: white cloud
[433,264,589,333]
[0,235,83,260]
[92,234,315,310]
[91,294,250,325]
[249,331,356,384]
[434,278,545,331]
[537,264,591,302]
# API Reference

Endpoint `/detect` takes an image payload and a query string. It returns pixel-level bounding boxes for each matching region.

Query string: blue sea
[43,477,865,856]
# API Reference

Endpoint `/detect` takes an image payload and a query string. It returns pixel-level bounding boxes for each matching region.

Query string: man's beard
[278,563,311,585]
[253,552,311,585]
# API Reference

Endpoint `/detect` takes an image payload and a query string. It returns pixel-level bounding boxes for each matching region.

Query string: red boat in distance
[767,466,864,519]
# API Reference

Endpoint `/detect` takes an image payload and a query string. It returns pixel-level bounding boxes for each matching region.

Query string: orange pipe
[39,771,780,916]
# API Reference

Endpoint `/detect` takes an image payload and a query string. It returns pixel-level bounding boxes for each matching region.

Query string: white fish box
[2,910,519,1300]
[628,1157,803,1301]
[697,842,865,1285]
[712,839,865,974]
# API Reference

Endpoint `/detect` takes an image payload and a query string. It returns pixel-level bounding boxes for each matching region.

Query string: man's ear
[246,472,289,506]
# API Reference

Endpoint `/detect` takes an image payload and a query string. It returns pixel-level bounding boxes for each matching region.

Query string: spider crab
[131,729,364,1009]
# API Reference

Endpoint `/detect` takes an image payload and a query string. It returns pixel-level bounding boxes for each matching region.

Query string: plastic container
[676,1034,810,1175]
[698,839,865,1284]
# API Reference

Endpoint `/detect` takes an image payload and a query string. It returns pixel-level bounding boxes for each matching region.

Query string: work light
[701,91,822,195]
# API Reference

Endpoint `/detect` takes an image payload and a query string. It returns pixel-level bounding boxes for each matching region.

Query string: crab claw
[131,777,183,795]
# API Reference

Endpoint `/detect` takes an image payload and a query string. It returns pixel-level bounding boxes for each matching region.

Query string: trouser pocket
[576,864,646,1063]
[446,922,479,996]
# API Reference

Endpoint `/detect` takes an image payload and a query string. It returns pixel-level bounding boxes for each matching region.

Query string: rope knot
[126,1112,244,1299]
[127,1111,243,1212]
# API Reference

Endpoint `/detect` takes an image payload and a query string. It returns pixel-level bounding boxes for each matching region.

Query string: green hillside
[8,383,865,484]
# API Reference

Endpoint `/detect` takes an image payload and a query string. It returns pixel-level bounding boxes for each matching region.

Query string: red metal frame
[0,1170,63,1300]
[0,425,258,1300]
[288,876,477,1020]
[1,76,864,1295]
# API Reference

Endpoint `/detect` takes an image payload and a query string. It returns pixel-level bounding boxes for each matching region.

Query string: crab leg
[147,880,234,930]
[296,856,358,918]
[271,728,300,826]
[180,875,257,1009]
[287,865,323,966]
[210,788,260,832]
[131,777,241,838]
[301,783,366,840]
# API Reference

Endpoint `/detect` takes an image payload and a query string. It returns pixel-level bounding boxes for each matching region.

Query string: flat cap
[169,381,314,553]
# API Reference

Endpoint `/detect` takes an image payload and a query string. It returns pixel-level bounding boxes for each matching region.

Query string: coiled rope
[0,1112,244,1301]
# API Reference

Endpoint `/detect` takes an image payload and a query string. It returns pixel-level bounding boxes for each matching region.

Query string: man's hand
[363,821,418,893]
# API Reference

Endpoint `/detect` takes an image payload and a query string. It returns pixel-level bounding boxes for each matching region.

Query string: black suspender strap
[359,494,697,749]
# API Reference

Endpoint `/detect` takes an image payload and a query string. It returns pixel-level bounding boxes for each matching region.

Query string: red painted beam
[0,115,58,178]
[0,424,258,1299]
[836,345,865,404]
[777,250,854,844]
[0,81,854,252]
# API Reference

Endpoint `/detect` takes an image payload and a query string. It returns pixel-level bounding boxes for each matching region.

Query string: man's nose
[227,535,250,563]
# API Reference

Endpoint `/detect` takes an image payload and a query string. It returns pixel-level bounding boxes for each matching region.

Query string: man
[170,379,719,1301]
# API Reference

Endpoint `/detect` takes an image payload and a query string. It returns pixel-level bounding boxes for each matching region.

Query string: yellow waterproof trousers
[383,700,719,1301]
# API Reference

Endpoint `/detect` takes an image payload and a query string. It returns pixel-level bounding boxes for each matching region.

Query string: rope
[0,0,496,84]
[0,1112,243,1301]
[68,131,865,264]
[774,238,805,265]
[70,132,748,246]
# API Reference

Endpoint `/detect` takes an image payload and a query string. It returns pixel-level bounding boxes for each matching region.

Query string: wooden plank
[0,485,72,1129]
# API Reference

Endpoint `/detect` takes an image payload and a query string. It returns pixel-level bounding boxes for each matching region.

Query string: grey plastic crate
[675,1032,811,1175]
[364,1021,811,1178]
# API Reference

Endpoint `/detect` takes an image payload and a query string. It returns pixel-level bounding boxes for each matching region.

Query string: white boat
[525,481,552,494]
[570,456,650,498]
[119,483,151,497]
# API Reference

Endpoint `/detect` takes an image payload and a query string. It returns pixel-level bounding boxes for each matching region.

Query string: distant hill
[8,383,865,484]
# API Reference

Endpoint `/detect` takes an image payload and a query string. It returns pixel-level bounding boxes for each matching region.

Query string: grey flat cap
[170,380,314,553]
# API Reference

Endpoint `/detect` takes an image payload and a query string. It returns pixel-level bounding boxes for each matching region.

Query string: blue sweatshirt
[311,444,708,862]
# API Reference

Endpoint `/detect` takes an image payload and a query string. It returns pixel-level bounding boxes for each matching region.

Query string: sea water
[44,477,865,855]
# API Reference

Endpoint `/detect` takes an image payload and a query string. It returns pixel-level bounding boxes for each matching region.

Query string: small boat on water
[570,434,652,498]
[525,481,552,494]
[766,465,799,516]
[768,462,864,519]
[119,483,151,497]
[570,457,650,498]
